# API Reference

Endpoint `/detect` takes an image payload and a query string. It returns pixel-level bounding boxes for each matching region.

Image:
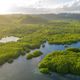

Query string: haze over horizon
[0,0,80,14]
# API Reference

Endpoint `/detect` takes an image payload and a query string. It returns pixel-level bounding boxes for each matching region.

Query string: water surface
[0,41,80,80]
[0,36,19,43]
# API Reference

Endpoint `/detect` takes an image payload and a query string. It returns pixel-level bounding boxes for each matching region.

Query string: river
[0,41,80,80]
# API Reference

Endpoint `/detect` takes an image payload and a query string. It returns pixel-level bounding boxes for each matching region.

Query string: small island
[38,48,80,75]
[26,50,43,59]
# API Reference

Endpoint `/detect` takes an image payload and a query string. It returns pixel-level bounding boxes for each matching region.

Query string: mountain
[37,13,80,20]
[0,15,47,24]
[0,13,80,25]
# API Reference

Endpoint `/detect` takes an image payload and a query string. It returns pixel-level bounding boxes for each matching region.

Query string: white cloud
[57,0,80,13]
[0,0,39,14]
[0,0,79,14]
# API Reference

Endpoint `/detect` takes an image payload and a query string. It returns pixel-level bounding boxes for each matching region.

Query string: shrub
[66,48,80,52]
[18,49,25,56]
[23,46,30,53]
[26,50,43,60]
[8,59,13,63]
[26,54,33,60]
[39,68,50,74]
[32,50,43,57]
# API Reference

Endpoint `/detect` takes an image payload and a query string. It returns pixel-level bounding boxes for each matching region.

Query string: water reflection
[0,36,19,43]
[0,41,80,80]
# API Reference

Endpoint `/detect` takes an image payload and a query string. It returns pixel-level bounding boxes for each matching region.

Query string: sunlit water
[0,36,19,43]
[0,41,80,80]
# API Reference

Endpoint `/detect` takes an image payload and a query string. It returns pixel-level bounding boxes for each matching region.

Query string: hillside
[0,13,80,25]
[0,15,47,24]
[37,13,80,20]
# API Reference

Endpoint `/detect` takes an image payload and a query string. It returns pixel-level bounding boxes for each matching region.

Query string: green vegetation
[26,50,43,60]
[66,48,80,52]
[32,50,43,57]
[0,15,80,65]
[38,48,80,75]
[26,54,33,60]
[39,68,50,74]
[8,59,13,63]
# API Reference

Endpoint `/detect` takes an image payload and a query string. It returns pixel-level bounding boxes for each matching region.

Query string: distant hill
[20,15,47,24]
[0,15,47,24]
[0,13,80,25]
[37,13,80,20]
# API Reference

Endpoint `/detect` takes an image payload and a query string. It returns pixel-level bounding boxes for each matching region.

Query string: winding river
[0,41,80,80]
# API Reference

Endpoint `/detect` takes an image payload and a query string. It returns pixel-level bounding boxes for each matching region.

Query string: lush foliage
[39,68,50,74]
[26,54,33,59]
[32,50,43,57]
[0,15,80,64]
[38,48,80,75]
[66,48,80,52]
[26,50,43,59]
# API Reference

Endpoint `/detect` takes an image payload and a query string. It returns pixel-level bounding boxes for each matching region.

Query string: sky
[0,0,80,14]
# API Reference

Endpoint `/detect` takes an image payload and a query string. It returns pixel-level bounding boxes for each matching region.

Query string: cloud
[0,0,40,14]
[33,0,80,13]
[16,0,80,13]
[0,0,80,14]
[30,0,75,8]
[56,0,80,13]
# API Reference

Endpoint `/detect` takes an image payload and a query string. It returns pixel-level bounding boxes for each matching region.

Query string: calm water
[0,36,19,43]
[0,41,80,80]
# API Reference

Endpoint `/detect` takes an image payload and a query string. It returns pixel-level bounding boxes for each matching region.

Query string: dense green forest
[39,48,80,75]
[0,15,80,75]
